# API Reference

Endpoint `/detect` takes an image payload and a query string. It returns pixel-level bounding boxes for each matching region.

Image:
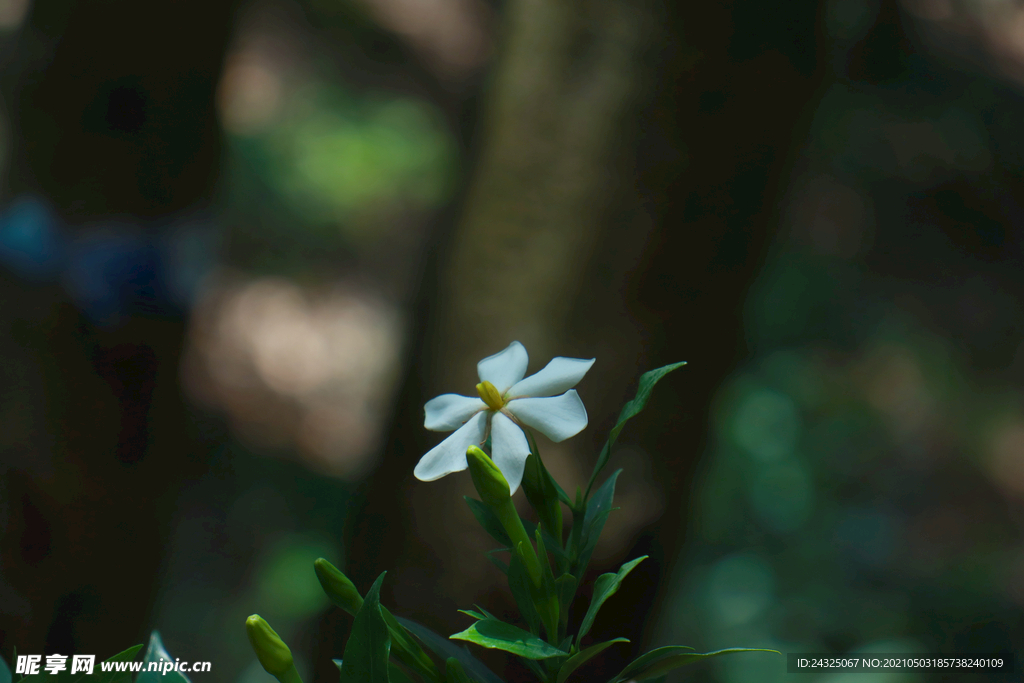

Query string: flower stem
[494,497,543,587]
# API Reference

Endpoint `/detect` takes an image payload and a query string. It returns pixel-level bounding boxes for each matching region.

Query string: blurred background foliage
[2,0,1024,681]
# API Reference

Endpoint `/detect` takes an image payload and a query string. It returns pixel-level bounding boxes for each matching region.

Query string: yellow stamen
[476,380,505,411]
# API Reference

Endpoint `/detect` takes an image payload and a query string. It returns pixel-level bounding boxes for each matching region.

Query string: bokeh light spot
[707,553,776,627]
[748,460,814,533]
[254,533,336,620]
[732,388,801,461]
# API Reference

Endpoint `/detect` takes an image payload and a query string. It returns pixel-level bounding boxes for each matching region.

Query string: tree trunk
[0,0,237,656]
[344,0,827,680]
[342,0,667,680]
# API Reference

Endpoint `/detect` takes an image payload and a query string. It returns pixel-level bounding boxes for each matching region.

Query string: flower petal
[424,393,487,431]
[507,390,588,442]
[506,356,595,399]
[490,412,531,495]
[414,411,488,482]
[477,341,529,394]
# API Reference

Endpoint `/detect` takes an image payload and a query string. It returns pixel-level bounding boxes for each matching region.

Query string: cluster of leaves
[251,361,776,683]
[0,633,192,683]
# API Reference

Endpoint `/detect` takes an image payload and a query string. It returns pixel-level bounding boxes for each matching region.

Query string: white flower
[415,341,594,494]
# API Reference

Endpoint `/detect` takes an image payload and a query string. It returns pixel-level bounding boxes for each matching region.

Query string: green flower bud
[314,558,364,616]
[466,445,510,507]
[467,447,545,593]
[245,615,294,677]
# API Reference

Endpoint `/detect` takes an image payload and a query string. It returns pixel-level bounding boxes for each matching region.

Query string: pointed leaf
[573,471,621,579]
[473,605,497,620]
[586,362,686,498]
[523,659,548,681]
[554,572,577,636]
[508,542,542,635]
[0,654,9,683]
[444,658,472,683]
[380,607,440,681]
[576,508,621,582]
[136,632,192,683]
[396,617,504,683]
[450,619,568,660]
[607,646,779,683]
[389,662,417,683]
[527,651,562,682]
[556,638,630,683]
[338,572,391,683]
[532,528,562,641]
[521,438,569,537]
[464,497,512,547]
[534,526,551,578]
[555,573,577,610]
[486,548,510,575]
[577,556,647,642]
[522,519,569,570]
[582,471,620,542]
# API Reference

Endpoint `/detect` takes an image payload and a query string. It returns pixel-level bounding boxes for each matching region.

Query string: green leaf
[554,572,577,634]
[458,609,487,621]
[582,472,620,546]
[586,362,686,498]
[577,556,647,642]
[556,638,630,683]
[444,658,472,683]
[534,526,551,578]
[457,605,498,624]
[524,430,574,507]
[0,654,10,683]
[464,497,512,547]
[607,646,780,683]
[555,573,577,611]
[380,606,441,682]
[338,572,391,683]
[396,618,504,683]
[473,605,497,619]
[521,440,568,539]
[522,660,548,681]
[533,528,562,642]
[450,619,568,660]
[550,477,572,509]
[486,548,510,575]
[573,471,621,579]
[388,662,417,683]
[136,632,192,683]
[523,519,570,571]
[508,542,542,635]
